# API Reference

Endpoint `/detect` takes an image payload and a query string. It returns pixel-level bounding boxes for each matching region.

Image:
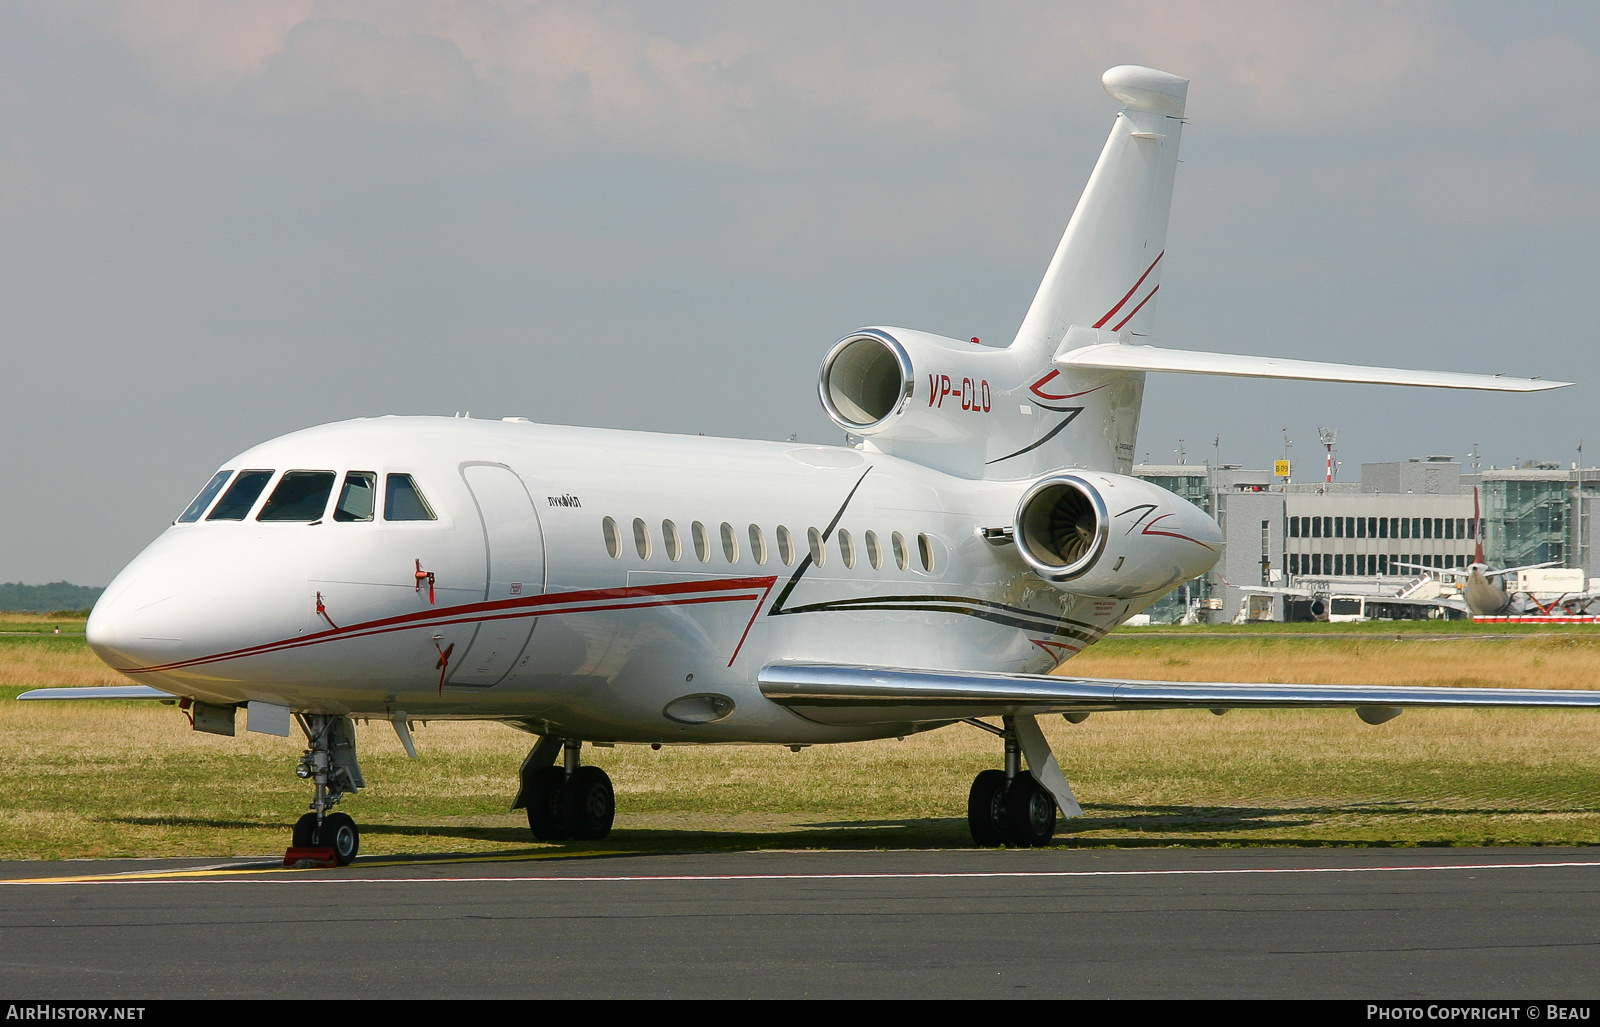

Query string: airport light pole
[1318,426,1338,484]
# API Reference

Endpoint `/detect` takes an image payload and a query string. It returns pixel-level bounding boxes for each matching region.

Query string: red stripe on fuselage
[121,576,780,675]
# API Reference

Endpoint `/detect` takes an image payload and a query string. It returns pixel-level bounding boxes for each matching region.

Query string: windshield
[258,471,337,522]
[177,471,232,523]
[207,470,274,521]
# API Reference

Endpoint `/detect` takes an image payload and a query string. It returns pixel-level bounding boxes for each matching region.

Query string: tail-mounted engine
[819,329,997,445]
[1014,472,1221,599]
[817,326,1145,479]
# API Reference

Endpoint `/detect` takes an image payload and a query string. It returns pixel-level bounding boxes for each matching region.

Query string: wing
[758,663,1600,727]
[17,686,177,700]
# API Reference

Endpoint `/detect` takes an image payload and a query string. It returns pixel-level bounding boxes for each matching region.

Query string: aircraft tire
[1001,775,1056,848]
[966,769,1008,847]
[291,812,318,848]
[525,766,569,842]
[561,766,615,841]
[317,812,361,866]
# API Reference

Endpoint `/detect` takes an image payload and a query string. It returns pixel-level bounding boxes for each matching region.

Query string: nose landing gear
[513,737,615,842]
[285,714,365,867]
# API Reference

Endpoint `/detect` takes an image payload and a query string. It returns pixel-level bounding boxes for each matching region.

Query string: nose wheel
[284,713,366,867]
[520,738,615,842]
[291,811,361,865]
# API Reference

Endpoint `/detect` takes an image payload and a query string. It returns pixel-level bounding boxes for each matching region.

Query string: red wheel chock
[283,846,338,869]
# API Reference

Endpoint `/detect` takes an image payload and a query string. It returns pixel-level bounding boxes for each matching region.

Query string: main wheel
[316,812,361,866]
[525,765,570,841]
[966,769,1008,846]
[561,766,615,841]
[1001,775,1056,848]
[291,812,318,848]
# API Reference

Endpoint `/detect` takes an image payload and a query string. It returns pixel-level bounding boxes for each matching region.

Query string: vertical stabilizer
[1012,66,1188,362]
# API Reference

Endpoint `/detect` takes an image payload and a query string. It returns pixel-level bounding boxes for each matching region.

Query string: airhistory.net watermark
[5,1007,145,1021]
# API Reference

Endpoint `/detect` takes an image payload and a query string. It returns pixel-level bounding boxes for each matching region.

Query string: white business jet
[23,66,1594,860]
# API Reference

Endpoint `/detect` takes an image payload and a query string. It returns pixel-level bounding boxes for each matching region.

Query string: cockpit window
[384,474,437,521]
[333,471,377,522]
[258,471,337,521]
[177,471,232,523]
[207,470,274,521]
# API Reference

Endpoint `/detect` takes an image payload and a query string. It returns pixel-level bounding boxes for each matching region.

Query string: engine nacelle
[1014,472,1221,599]
[818,328,1014,445]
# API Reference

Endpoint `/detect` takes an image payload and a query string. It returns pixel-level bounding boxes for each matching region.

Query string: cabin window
[917,533,936,573]
[719,522,739,563]
[602,517,622,558]
[384,474,437,521]
[178,471,233,523]
[333,472,377,522]
[864,530,882,570]
[776,525,796,566]
[633,517,652,559]
[892,531,909,571]
[838,529,856,569]
[807,527,826,567]
[662,519,682,561]
[207,469,274,521]
[748,524,767,565]
[692,521,710,562]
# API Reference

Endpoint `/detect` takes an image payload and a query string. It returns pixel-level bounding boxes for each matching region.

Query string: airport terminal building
[1135,458,1600,622]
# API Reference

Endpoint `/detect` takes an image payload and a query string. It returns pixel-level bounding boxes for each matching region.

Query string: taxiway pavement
[3,846,1598,999]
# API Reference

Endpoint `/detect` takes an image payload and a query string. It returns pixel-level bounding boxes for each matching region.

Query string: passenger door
[448,463,545,687]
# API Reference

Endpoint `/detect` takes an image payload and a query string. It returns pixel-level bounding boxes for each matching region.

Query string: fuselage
[88,416,1190,745]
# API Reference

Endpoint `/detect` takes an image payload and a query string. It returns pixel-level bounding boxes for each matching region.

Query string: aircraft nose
[86,573,188,671]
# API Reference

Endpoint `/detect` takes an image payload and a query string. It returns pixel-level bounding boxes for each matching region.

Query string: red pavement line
[13,860,1600,885]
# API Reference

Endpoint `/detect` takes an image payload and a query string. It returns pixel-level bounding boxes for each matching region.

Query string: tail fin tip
[1102,66,1188,117]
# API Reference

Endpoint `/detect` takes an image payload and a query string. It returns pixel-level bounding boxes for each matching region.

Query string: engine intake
[1016,475,1109,581]
[819,331,914,431]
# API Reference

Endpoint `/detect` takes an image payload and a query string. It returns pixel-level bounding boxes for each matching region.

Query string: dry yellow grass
[5,630,1600,859]
[1065,633,1600,691]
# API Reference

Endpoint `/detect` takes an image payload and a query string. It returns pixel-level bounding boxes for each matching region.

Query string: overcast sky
[3,1,1599,586]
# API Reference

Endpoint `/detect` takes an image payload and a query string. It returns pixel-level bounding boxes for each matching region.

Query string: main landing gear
[966,715,1059,848]
[514,736,615,842]
[288,714,366,866]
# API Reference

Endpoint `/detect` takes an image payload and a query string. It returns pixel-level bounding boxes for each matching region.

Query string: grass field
[4,618,1600,859]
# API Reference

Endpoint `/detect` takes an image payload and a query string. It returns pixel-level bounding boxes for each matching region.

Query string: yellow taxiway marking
[2,849,630,885]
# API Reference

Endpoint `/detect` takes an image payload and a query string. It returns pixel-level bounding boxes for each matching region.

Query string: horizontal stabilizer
[759,663,1600,726]
[17,685,177,701]
[1059,341,1569,392]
